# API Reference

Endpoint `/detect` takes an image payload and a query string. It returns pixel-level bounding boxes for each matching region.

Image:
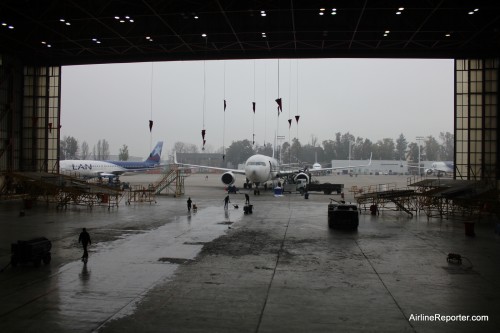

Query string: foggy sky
[61,58,453,159]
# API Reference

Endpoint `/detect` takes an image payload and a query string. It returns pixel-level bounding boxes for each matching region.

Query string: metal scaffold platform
[125,184,156,204]
[1,172,123,209]
[123,167,187,204]
[153,167,187,197]
[408,177,498,222]
[353,183,418,217]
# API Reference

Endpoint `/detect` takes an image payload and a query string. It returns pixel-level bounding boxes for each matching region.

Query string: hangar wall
[0,54,61,175]
[455,59,499,187]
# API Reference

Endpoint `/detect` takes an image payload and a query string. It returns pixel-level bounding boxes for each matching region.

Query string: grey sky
[61,58,453,159]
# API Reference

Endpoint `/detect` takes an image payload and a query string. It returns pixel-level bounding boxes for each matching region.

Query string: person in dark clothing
[224,195,230,209]
[245,193,250,205]
[78,228,91,260]
[187,197,192,212]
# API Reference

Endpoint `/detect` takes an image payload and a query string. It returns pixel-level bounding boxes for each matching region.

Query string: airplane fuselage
[60,160,126,177]
[243,154,279,185]
[60,141,163,179]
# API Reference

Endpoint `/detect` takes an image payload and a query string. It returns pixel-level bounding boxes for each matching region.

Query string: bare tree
[81,141,89,159]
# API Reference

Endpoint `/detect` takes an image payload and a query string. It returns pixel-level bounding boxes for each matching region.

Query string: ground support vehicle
[11,237,52,267]
[328,201,359,230]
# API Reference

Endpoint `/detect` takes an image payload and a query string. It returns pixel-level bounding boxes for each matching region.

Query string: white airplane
[60,141,163,178]
[312,152,321,170]
[425,161,454,176]
[174,151,371,191]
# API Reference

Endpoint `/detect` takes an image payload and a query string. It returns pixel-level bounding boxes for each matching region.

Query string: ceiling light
[319,12,324,16]
[445,33,451,37]
[474,8,479,12]
[114,16,120,20]
[125,16,130,19]
[261,13,266,17]
[332,8,337,12]
[194,15,199,19]
[320,8,325,11]
[331,12,337,15]
[385,30,390,34]
[41,41,46,44]
[120,20,125,23]
[1,23,6,26]
[201,33,207,37]
[384,34,388,37]
[146,36,151,39]
[129,19,134,23]
[8,25,14,29]
[65,22,71,26]
[468,11,474,15]
[396,11,401,15]
[60,19,65,22]
[399,7,405,11]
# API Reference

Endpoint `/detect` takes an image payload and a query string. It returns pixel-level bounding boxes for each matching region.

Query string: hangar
[1,0,499,189]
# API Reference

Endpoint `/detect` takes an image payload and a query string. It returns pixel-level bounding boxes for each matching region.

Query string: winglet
[173,151,178,164]
[368,152,372,166]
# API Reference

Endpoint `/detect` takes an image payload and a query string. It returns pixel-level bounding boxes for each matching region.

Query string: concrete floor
[0,174,499,332]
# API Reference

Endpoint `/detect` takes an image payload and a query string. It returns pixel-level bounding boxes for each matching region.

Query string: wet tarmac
[1,174,499,332]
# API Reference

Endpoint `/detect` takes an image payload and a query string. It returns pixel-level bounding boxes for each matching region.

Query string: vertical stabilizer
[146,141,163,164]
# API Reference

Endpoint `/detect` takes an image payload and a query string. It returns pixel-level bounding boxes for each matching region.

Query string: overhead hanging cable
[149,62,154,150]
[201,59,206,150]
[252,60,256,145]
[223,61,226,160]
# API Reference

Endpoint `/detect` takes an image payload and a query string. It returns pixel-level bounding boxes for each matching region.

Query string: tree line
[174,131,454,167]
[61,131,453,166]
[60,136,129,161]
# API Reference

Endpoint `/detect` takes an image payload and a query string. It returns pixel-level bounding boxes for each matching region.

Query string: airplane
[174,151,371,194]
[60,141,163,179]
[425,161,454,177]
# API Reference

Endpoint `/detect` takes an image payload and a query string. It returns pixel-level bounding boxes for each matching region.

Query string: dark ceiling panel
[0,0,499,66]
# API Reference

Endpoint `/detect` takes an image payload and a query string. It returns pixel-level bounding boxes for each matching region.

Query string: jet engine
[293,172,310,184]
[425,168,434,175]
[221,171,236,185]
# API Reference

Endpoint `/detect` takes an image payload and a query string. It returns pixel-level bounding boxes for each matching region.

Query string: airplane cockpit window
[246,161,267,166]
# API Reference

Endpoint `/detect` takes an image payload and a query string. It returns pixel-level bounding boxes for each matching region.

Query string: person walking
[245,193,250,205]
[187,197,192,212]
[78,228,91,261]
[224,195,230,209]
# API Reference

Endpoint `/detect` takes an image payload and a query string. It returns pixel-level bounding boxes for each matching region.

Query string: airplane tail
[145,141,163,164]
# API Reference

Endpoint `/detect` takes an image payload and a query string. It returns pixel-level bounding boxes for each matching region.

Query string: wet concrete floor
[1,174,499,332]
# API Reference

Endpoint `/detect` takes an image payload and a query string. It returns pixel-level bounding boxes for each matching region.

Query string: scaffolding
[1,172,123,209]
[124,184,156,205]
[408,177,498,221]
[153,167,187,197]
[354,183,418,217]
[123,167,187,204]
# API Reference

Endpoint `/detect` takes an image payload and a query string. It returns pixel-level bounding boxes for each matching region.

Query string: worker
[78,228,91,261]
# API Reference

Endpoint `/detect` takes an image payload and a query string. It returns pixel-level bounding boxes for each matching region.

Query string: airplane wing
[173,152,246,175]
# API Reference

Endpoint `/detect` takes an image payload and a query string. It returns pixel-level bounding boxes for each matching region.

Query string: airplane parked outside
[60,141,163,179]
[425,161,454,176]
[174,151,371,193]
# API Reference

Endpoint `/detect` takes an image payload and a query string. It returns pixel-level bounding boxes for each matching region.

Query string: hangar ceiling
[1,0,499,66]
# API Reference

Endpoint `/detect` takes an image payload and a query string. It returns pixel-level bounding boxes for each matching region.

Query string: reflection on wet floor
[0,205,242,332]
